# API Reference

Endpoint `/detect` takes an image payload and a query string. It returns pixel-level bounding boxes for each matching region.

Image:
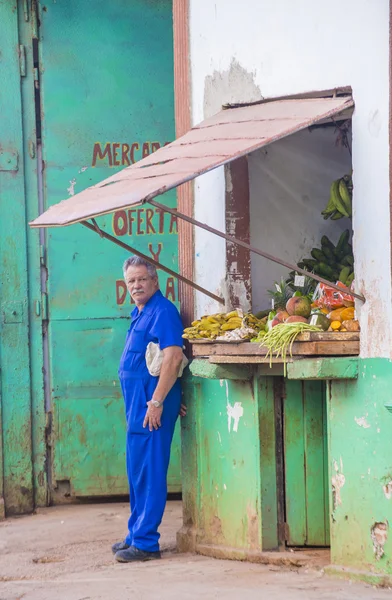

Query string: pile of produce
[268,277,315,308]
[253,286,359,343]
[182,310,266,341]
[321,174,353,220]
[260,322,322,375]
[320,306,359,332]
[252,287,360,373]
[284,229,354,290]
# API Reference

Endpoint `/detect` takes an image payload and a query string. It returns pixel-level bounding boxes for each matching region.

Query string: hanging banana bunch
[322,174,352,220]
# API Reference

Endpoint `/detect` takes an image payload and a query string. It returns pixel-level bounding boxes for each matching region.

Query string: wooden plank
[193,342,266,357]
[209,356,293,364]
[257,377,279,550]
[296,331,359,342]
[305,341,359,355]
[190,333,359,346]
[323,392,331,544]
[287,357,359,380]
[303,381,328,546]
[284,380,307,546]
[193,341,359,358]
[189,359,251,380]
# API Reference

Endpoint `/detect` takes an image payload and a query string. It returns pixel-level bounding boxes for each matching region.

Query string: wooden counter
[191,331,360,364]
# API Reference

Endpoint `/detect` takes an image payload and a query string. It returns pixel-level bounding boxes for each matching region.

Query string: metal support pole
[147,199,365,303]
[81,221,225,305]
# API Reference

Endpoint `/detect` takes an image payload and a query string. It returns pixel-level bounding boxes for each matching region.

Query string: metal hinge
[41,292,49,321]
[19,45,26,77]
[40,245,46,267]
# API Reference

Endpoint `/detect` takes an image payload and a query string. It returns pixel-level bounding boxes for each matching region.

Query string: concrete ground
[0,501,390,600]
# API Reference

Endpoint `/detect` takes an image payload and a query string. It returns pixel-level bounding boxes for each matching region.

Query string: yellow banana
[331,179,349,218]
[338,178,352,217]
[225,311,239,320]
[221,322,241,331]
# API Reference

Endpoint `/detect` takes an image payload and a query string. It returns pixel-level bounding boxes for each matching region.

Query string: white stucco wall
[189,0,391,358]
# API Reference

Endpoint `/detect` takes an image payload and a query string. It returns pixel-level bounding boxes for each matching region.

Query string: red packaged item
[313,281,355,312]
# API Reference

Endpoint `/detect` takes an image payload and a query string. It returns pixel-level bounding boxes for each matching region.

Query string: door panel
[0,1,35,515]
[284,380,330,547]
[37,0,180,498]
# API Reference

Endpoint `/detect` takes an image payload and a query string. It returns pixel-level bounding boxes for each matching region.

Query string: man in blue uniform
[112,256,185,563]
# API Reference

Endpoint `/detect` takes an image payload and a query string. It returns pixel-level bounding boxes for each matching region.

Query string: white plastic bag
[145,342,189,378]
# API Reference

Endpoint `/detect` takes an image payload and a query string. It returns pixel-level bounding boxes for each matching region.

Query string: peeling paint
[371,521,388,560]
[383,481,392,500]
[227,401,244,433]
[331,459,345,510]
[203,58,263,119]
[67,178,77,196]
[354,415,371,428]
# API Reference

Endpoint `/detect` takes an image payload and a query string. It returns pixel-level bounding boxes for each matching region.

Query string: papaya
[340,307,355,321]
[328,307,346,322]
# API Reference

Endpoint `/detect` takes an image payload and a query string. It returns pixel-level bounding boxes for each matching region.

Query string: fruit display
[184,175,359,353]
[252,289,359,342]
[289,229,354,287]
[321,174,353,220]
[259,322,322,375]
[182,310,266,341]
[268,277,315,308]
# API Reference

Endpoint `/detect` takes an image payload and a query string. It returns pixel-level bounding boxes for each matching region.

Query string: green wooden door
[36,0,181,499]
[0,0,36,516]
[283,380,330,546]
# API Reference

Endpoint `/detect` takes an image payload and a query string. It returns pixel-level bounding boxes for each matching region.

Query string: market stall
[30,90,361,558]
[176,95,363,557]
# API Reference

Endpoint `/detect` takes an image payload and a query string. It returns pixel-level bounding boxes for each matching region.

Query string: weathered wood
[208,356,292,364]
[296,331,359,342]
[287,357,359,380]
[193,341,359,358]
[193,343,268,357]
[189,358,251,380]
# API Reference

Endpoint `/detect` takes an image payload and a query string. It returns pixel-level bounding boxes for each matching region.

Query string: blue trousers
[120,371,181,552]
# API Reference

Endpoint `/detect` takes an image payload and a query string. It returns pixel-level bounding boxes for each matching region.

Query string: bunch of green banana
[183,310,265,340]
[292,230,354,286]
[322,174,352,220]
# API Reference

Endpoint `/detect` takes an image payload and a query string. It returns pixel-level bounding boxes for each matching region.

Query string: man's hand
[179,404,187,417]
[143,401,163,431]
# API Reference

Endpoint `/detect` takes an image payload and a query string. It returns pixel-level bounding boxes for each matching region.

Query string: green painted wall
[0,0,180,515]
[179,367,330,557]
[327,358,392,575]
[37,0,181,498]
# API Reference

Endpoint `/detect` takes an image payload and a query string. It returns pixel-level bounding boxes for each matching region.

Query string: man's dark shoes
[115,545,161,562]
[111,541,130,555]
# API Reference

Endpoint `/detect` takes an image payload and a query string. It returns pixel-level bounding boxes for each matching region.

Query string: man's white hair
[123,256,157,278]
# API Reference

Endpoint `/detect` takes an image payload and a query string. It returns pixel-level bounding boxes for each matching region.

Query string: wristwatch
[151,399,163,408]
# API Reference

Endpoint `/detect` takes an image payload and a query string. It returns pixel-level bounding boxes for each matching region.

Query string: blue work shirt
[118,290,183,434]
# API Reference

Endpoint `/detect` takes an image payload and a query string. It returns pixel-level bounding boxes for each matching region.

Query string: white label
[294,275,305,287]
[271,299,275,309]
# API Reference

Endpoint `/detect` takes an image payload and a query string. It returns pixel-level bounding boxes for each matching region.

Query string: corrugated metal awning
[30,95,354,228]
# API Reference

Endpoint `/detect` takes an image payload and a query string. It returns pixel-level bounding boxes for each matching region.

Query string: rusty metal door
[283,380,330,546]
[35,0,180,499]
